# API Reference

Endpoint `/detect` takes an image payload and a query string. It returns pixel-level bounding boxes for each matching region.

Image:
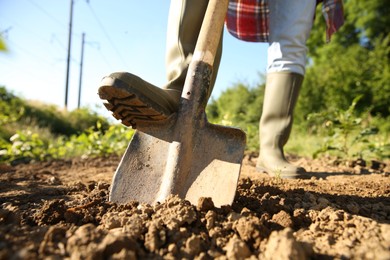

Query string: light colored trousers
[267,0,317,75]
[165,0,317,89]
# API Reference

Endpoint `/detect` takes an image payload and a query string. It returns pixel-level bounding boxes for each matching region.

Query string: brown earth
[0,155,389,259]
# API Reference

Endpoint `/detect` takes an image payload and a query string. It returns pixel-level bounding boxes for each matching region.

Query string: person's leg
[98,0,222,128]
[164,0,222,96]
[257,0,316,178]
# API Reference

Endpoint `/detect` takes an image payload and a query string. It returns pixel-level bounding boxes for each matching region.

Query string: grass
[0,86,133,163]
[286,129,390,161]
[285,132,321,158]
[0,86,388,164]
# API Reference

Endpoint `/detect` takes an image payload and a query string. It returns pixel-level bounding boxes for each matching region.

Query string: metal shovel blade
[109,0,246,207]
[177,121,246,207]
[109,114,246,207]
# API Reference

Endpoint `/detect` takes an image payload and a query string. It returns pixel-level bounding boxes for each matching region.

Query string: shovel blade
[109,121,246,207]
[109,130,172,204]
[109,0,242,207]
[183,122,246,207]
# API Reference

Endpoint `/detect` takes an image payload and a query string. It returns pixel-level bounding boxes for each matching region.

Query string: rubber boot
[256,72,309,179]
[98,0,222,128]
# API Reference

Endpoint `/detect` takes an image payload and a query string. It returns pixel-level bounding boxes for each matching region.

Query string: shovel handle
[193,0,228,67]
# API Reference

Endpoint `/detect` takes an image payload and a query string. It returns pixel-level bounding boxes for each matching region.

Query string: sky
[0,0,268,118]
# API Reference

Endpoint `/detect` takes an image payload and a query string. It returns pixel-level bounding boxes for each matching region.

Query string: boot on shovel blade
[108,0,246,207]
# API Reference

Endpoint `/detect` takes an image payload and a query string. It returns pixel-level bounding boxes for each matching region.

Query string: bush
[207,80,264,152]
[307,96,389,160]
[0,86,110,139]
[0,86,116,163]
[0,122,134,164]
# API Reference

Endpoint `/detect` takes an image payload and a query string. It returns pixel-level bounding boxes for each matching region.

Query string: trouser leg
[257,0,316,178]
[165,0,222,99]
[267,0,316,75]
[98,0,222,128]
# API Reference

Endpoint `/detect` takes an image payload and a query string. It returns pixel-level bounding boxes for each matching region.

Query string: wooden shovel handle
[193,0,228,67]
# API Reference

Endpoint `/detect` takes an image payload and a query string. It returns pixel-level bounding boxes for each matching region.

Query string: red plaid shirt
[226,0,344,43]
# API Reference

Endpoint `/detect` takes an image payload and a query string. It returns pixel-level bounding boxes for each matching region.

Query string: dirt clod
[0,155,389,259]
[262,228,313,260]
[197,197,215,212]
[224,235,251,259]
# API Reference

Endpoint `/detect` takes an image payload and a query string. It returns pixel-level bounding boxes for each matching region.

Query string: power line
[50,34,68,52]
[2,17,56,47]
[97,48,113,70]
[0,27,12,38]
[85,2,128,68]
[0,25,77,69]
[1,10,73,67]
[26,0,66,28]
[4,38,53,64]
[83,40,113,70]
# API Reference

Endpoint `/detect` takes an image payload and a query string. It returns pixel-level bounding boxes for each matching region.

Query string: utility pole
[64,0,74,109]
[77,32,85,108]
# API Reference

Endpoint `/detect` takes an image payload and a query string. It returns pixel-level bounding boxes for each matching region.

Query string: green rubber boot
[256,72,309,179]
[98,0,222,128]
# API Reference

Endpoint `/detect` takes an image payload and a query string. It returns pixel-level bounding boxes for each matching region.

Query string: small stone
[48,176,61,185]
[168,243,178,254]
[241,207,251,214]
[101,213,121,230]
[184,234,201,256]
[224,235,251,259]
[272,210,294,228]
[205,210,217,230]
[263,228,312,260]
[98,231,137,258]
[97,182,109,190]
[197,197,214,212]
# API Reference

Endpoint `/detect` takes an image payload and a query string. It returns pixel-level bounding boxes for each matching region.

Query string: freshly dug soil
[0,155,389,259]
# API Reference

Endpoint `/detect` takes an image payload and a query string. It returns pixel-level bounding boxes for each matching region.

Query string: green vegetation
[207,81,264,151]
[300,0,390,120]
[0,87,111,138]
[207,0,389,161]
[0,37,6,51]
[1,0,388,164]
[0,87,133,164]
[307,95,389,160]
[1,123,133,163]
[207,83,389,161]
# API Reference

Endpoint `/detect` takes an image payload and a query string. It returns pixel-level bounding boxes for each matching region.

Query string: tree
[0,37,6,51]
[297,0,390,121]
[207,79,265,150]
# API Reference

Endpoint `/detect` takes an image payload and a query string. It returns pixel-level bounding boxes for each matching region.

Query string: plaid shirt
[226,0,344,43]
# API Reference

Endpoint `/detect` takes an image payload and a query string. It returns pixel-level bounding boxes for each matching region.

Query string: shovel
[109,0,246,207]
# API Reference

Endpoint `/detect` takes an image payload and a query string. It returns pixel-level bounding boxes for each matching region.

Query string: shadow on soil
[234,180,390,226]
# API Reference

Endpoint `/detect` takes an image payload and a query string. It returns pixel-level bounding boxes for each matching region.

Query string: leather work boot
[98,0,222,128]
[256,72,309,179]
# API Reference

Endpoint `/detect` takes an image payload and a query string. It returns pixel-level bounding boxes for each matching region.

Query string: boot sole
[98,82,171,129]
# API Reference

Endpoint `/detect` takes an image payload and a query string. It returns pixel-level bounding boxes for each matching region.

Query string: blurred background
[0,0,389,163]
[0,0,268,113]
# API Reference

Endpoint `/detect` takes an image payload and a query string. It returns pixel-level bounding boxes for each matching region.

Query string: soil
[0,155,389,260]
